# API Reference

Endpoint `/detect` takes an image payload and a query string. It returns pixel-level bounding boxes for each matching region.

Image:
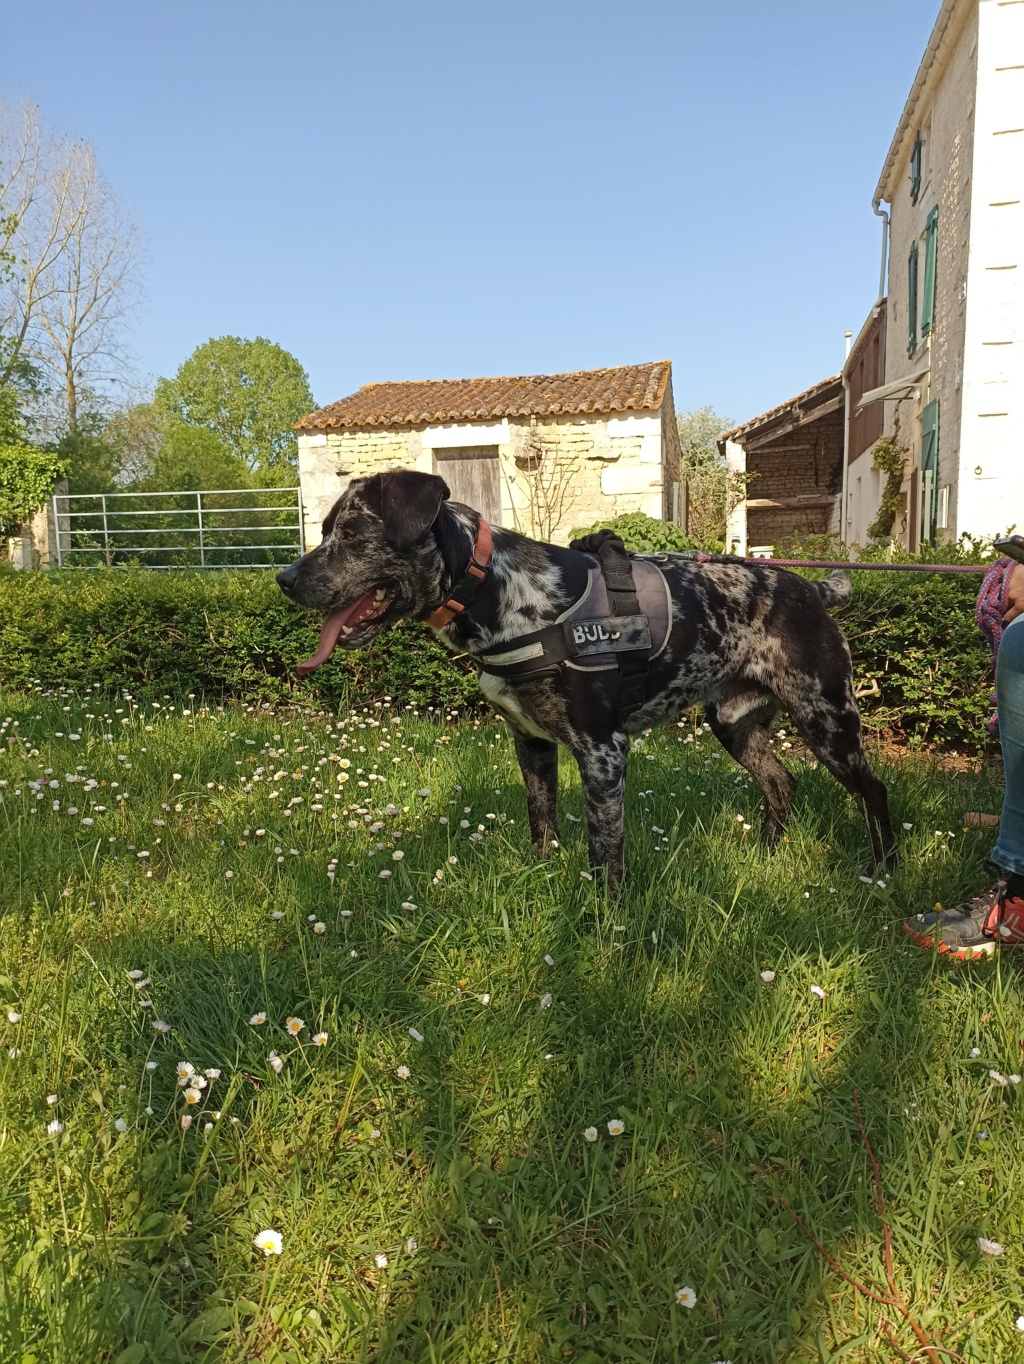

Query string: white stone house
[294,361,682,548]
[843,0,1023,548]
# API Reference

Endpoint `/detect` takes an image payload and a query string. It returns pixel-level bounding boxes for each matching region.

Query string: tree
[156,337,314,481]
[31,143,142,433]
[677,406,734,550]
[0,101,142,437]
[140,415,251,493]
[57,415,122,495]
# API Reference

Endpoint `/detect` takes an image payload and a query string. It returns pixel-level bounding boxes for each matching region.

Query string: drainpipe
[871,197,889,307]
[840,367,852,555]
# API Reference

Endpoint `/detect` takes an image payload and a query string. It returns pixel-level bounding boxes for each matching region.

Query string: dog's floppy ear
[372,470,450,550]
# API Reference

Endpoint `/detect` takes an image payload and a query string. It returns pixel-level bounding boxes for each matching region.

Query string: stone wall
[883,2,978,544]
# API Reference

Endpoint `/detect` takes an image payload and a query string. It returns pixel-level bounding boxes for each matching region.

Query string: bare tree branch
[0,100,143,432]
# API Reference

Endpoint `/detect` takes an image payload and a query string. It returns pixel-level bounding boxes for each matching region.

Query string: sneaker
[902,881,1024,960]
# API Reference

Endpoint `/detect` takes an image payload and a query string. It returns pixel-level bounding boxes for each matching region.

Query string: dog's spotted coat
[277,471,896,887]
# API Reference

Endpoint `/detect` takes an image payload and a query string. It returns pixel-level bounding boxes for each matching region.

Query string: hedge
[0,538,998,748]
[0,566,480,713]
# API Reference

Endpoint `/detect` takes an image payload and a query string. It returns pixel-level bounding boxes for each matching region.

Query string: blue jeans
[993,614,1024,876]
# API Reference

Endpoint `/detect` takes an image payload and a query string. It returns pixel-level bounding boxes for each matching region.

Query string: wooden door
[434,446,501,525]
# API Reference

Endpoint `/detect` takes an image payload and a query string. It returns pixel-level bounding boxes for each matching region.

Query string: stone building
[294,361,682,548]
[844,0,1023,547]
[717,376,845,555]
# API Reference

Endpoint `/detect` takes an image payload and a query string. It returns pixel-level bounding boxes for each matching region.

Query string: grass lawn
[1,689,1023,1363]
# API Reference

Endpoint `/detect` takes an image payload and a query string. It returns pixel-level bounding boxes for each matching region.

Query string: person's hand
[1003,562,1024,623]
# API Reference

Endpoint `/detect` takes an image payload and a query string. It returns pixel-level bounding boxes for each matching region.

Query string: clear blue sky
[4,0,939,426]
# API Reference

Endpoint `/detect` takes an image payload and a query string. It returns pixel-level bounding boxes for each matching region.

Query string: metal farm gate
[52,487,305,569]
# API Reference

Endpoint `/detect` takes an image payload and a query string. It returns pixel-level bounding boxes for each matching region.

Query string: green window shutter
[921,206,939,337]
[907,242,919,356]
[910,133,922,205]
[921,398,939,543]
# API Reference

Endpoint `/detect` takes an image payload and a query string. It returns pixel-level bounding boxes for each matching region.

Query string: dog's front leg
[573,732,628,890]
[511,728,560,857]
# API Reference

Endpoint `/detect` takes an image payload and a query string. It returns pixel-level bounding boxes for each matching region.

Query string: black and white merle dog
[276,470,895,888]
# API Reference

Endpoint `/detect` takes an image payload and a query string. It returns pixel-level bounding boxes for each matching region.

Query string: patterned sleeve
[976,557,1015,660]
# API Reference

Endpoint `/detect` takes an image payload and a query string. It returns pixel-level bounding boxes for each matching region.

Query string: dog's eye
[340,530,355,542]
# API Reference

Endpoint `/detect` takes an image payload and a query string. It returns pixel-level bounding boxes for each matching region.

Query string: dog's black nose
[276,564,299,592]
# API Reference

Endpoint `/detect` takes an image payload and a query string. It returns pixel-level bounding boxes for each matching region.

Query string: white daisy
[607,1118,625,1136]
[584,1127,598,1143]
[979,1237,1005,1256]
[253,1229,283,1256]
[675,1285,696,1308]
[250,1012,267,1026]
[312,1032,327,1046]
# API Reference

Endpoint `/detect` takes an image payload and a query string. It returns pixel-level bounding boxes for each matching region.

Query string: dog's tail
[814,570,852,607]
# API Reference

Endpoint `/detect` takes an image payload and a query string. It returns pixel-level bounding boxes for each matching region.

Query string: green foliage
[570,510,698,553]
[0,568,480,710]
[783,534,996,748]
[155,337,315,480]
[0,697,1021,1360]
[0,442,68,534]
[0,379,27,446]
[59,417,123,495]
[866,435,908,541]
[138,414,251,493]
[677,405,734,550]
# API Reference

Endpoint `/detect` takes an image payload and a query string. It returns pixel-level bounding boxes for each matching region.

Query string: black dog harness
[474,529,672,720]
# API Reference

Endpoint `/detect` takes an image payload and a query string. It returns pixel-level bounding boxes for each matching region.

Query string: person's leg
[903,614,1024,958]
[992,615,1024,876]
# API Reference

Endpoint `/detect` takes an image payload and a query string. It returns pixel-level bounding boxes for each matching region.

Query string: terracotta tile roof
[718,374,843,443]
[295,361,672,431]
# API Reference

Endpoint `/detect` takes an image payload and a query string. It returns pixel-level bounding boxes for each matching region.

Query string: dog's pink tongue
[296,588,379,678]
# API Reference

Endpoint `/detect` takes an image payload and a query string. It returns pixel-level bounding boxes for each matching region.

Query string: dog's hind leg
[783,682,897,874]
[706,700,796,848]
[571,731,628,890]
[511,729,561,857]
